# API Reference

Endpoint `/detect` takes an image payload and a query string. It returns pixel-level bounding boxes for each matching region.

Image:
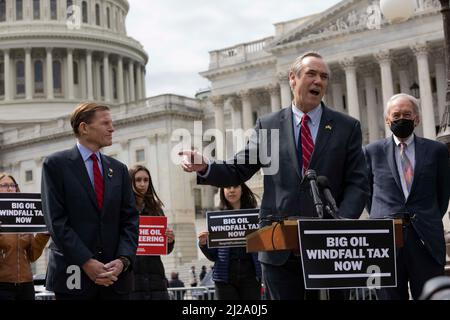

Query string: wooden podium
[246,219,403,253]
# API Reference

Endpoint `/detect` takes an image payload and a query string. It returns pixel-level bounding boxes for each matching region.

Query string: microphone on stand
[305,169,324,219]
[317,175,341,219]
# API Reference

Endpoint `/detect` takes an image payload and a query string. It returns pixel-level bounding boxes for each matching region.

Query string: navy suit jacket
[42,145,139,295]
[198,104,369,266]
[364,135,450,265]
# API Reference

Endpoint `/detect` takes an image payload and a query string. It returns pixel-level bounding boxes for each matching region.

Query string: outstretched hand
[178,150,208,173]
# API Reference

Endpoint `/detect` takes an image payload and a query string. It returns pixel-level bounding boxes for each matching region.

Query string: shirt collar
[291,103,322,127]
[77,141,101,162]
[393,134,415,147]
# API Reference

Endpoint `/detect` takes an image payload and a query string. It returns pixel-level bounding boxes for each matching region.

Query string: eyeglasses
[0,183,19,190]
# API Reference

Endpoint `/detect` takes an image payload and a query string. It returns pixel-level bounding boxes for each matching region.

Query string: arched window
[16,0,23,20]
[0,0,6,22]
[73,61,78,85]
[33,0,40,20]
[53,60,61,94]
[112,68,117,100]
[82,1,87,23]
[16,61,25,95]
[0,62,4,96]
[66,0,73,19]
[95,4,100,26]
[50,0,57,20]
[106,7,110,28]
[34,60,44,94]
[100,66,104,97]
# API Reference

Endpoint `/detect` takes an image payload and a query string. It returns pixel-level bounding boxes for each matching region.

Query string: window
[33,0,40,20]
[106,7,110,28]
[53,60,61,93]
[50,0,57,20]
[73,61,78,85]
[0,63,4,96]
[16,61,25,95]
[0,0,5,22]
[95,4,100,26]
[112,68,117,99]
[82,1,87,23]
[16,0,23,20]
[66,0,73,19]
[34,60,44,94]
[135,149,145,162]
[25,170,33,182]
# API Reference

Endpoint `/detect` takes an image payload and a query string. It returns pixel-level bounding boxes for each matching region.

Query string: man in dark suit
[179,52,368,300]
[42,102,139,300]
[364,93,450,300]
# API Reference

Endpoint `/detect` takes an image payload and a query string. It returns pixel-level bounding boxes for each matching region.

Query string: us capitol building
[0,0,448,277]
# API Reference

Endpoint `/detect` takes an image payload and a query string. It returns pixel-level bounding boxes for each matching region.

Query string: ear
[78,122,88,135]
[384,117,390,126]
[414,115,420,127]
[289,71,296,88]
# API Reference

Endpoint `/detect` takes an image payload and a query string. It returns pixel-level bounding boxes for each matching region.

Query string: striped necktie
[301,114,314,173]
[399,142,413,193]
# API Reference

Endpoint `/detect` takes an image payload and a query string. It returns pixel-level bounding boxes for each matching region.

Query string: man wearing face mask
[364,93,450,300]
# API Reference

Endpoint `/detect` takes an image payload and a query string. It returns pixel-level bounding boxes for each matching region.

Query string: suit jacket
[364,135,450,266]
[41,145,139,295]
[198,103,369,266]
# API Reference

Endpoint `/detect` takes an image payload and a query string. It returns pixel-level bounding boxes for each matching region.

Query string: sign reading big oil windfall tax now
[0,193,47,233]
[137,216,168,255]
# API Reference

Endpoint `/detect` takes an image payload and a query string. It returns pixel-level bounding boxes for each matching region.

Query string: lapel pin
[325,125,332,130]
[108,168,113,178]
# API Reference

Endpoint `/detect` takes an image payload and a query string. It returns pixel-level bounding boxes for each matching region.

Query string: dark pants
[0,282,35,300]
[55,286,130,300]
[377,226,444,300]
[130,290,169,300]
[215,259,261,300]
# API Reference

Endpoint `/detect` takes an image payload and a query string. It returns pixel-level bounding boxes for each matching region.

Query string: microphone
[317,176,341,219]
[305,169,324,219]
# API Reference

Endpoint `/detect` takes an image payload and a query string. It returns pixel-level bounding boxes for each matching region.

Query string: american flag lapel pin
[108,168,113,178]
[325,124,332,130]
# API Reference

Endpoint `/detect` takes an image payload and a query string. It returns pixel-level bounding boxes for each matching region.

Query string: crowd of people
[0,52,448,300]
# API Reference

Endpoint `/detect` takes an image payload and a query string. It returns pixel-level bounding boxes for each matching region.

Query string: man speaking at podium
[180,52,368,300]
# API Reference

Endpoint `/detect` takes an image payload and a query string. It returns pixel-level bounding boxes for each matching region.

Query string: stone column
[46,47,53,99]
[267,84,281,113]
[25,48,32,100]
[226,96,241,130]
[330,69,345,112]
[103,52,110,102]
[95,59,101,100]
[412,43,436,139]
[362,65,379,143]
[4,49,11,101]
[396,57,410,94]
[141,66,146,98]
[341,58,360,120]
[136,63,143,100]
[375,50,394,136]
[433,49,446,118]
[86,50,94,100]
[67,48,74,99]
[239,90,253,130]
[117,56,124,104]
[211,95,225,159]
[278,72,292,107]
[128,61,135,102]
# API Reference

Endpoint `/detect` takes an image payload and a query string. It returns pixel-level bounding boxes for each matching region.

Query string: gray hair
[289,51,330,91]
[384,93,421,118]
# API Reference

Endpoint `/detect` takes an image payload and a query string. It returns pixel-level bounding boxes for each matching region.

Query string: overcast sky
[126,0,341,98]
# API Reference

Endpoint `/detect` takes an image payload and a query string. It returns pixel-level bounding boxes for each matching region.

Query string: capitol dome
[0,0,148,122]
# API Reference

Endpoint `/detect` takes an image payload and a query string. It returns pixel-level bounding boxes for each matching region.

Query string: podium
[246,219,403,253]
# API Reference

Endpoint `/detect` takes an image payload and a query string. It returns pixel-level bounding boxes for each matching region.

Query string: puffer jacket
[0,233,50,283]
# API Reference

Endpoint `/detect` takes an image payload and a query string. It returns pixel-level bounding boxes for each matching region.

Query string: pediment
[271,0,441,48]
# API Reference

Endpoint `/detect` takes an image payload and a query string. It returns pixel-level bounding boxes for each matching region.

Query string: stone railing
[208,36,274,69]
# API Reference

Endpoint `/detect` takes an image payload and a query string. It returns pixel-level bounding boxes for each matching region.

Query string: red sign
[137,216,168,255]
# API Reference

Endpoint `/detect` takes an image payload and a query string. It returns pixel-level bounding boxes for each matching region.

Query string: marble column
[362,65,379,143]
[45,47,53,99]
[128,61,135,102]
[433,49,446,119]
[375,50,394,137]
[239,90,253,131]
[103,52,110,102]
[278,72,292,107]
[267,84,281,113]
[117,56,124,104]
[25,48,32,100]
[331,69,345,113]
[67,48,74,99]
[211,95,225,159]
[136,63,142,100]
[341,58,360,120]
[226,96,241,130]
[141,66,146,98]
[4,49,11,101]
[412,43,436,139]
[86,50,94,100]
[396,57,410,95]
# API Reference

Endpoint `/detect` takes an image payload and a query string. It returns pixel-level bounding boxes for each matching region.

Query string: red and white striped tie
[301,114,314,173]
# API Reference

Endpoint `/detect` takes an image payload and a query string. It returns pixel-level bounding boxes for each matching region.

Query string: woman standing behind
[0,173,50,300]
[129,165,175,300]
[198,183,262,300]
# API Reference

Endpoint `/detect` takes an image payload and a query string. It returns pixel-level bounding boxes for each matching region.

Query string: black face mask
[390,119,415,139]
